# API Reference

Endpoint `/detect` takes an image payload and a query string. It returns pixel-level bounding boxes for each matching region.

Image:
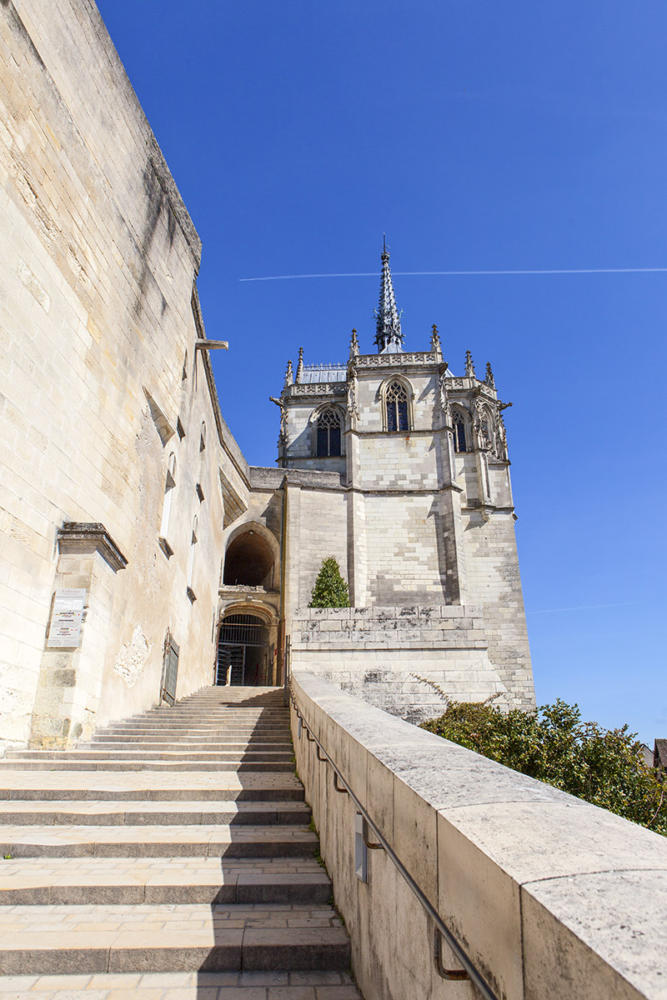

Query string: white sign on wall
[47,588,87,648]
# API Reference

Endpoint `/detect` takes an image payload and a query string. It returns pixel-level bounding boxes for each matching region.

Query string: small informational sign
[47,588,87,648]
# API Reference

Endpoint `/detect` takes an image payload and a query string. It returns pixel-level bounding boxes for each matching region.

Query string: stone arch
[307,402,346,457]
[378,375,414,432]
[451,405,471,453]
[222,521,279,590]
[216,601,277,686]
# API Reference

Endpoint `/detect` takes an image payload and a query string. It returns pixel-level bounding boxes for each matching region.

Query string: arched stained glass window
[386,381,409,432]
[316,408,342,457]
[453,411,467,453]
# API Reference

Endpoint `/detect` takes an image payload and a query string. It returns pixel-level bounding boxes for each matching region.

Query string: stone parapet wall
[292,605,488,649]
[290,606,507,722]
[291,671,667,1000]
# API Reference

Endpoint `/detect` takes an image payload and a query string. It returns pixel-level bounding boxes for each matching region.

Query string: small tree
[422,699,667,835]
[309,557,350,608]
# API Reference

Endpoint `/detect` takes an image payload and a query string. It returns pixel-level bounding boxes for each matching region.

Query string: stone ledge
[57,523,127,572]
[292,640,489,652]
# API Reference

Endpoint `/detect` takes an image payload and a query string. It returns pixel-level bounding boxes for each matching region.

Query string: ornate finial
[465,350,476,378]
[374,239,404,354]
[485,362,495,388]
[284,359,293,388]
[430,323,442,356]
[349,328,360,359]
[295,346,304,383]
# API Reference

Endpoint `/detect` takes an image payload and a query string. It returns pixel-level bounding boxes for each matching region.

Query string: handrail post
[433,927,469,982]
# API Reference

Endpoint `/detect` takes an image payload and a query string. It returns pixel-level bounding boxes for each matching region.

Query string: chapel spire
[374,237,404,354]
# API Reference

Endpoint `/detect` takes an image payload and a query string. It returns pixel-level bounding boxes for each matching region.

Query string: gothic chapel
[266,246,535,719]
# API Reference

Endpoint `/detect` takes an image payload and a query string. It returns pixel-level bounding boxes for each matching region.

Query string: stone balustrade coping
[291,670,667,1000]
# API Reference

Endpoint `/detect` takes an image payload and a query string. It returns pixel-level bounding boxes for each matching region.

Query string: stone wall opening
[216,613,270,685]
[223,530,274,588]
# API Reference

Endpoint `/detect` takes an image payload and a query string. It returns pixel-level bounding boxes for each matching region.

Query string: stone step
[0,823,317,858]
[0,902,350,974]
[125,719,290,726]
[0,760,294,772]
[95,730,291,738]
[129,711,290,718]
[133,717,291,724]
[0,970,361,997]
[8,750,294,761]
[0,771,304,801]
[0,799,311,826]
[80,745,293,754]
[0,857,331,905]
[85,739,293,747]
[120,724,291,731]
[0,686,357,993]
[105,717,290,725]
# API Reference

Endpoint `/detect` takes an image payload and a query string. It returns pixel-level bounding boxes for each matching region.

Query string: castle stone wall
[293,488,349,610]
[0,0,241,746]
[461,509,534,710]
[361,493,445,605]
[355,434,440,491]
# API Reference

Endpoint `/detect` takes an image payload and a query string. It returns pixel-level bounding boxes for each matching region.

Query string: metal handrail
[290,689,499,1000]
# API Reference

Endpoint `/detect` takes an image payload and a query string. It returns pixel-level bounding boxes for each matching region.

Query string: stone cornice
[57,522,128,572]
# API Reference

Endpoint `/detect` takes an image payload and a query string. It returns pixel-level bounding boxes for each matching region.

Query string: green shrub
[422,698,666,835]
[309,557,350,608]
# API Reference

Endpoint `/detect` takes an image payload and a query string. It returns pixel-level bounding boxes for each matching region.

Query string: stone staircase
[0,687,361,998]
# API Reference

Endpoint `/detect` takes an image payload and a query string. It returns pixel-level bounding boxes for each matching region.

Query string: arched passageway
[223,530,274,588]
[216,614,270,685]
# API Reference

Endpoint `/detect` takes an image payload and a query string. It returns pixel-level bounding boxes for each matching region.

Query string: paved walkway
[0,687,361,999]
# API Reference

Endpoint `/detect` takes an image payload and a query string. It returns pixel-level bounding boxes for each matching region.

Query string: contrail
[526,601,638,616]
[239,266,667,282]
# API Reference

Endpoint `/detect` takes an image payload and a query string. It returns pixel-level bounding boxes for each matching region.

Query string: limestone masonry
[0,0,534,750]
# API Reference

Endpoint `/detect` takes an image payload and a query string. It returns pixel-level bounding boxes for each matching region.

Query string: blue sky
[97,0,666,742]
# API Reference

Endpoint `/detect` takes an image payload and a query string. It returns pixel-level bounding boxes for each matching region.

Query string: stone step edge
[0,807,310,826]
[0,789,304,802]
[0,872,331,906]
[0,763,294,772]
[0,926,350,975]
[0,842,318,859]
[7,752,294,759]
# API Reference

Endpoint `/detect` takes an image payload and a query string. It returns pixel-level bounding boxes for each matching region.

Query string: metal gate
[161,633,179,705]
[216,614,268,686]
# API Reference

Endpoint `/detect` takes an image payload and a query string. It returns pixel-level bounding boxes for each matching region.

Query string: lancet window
[385,381,409,432]
[452,411,468,453]
[186,514,198,599]
[316,408,342,457]
[159,452,177,543]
